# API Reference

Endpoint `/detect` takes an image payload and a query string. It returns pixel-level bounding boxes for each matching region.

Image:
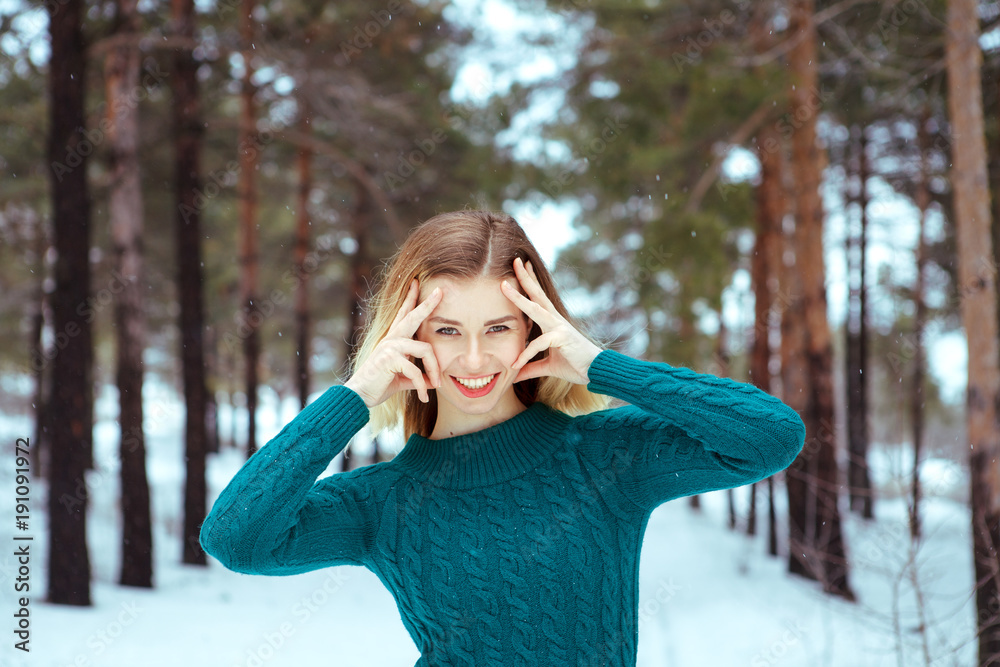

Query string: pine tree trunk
[767,476,777,556]
[342,182,374,473]
[715,320,737,530]
[46,0,93,606]
[172,0,209,565]
[846,125,873,519]
[295,100,312,410]
[781,201,811,580]
[909,108,931,541]
[747,6,785,551]
[204,327,219,454]
[687,314,700,510]
[224,344,237,449]
[106,0,152,588]
[857,134,871,519]
[750,119,784,539]
[994,84,1000,366]
[786,0,854,602]
[944,0,1000,659]
[240,0,261,458]
[31,223,49,478]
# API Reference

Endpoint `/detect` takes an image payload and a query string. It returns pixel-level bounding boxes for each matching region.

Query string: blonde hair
[350,210,614,441]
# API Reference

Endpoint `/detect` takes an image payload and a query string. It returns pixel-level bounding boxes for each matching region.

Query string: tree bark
[106,0,152,588]
[205,326,220,455]
[846,125,874,519]
[909,108,931,541]
[749,4,785,551]
[46,0,93,606]
[750,119,784,539]
[342,181,375,472]
[781,192,810,580]
[767,476,777,556]
[31,222,50,478]
[295,97,312,410]
[172,0,209,565]
[944,0,1000,659]
[786,0,854,602]
[239,0,261,458]
[715,320,737,530]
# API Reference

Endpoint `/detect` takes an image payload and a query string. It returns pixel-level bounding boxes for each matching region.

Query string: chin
[448,393,500,411]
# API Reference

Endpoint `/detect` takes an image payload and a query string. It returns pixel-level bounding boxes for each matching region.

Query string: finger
[512,357,549,384]
[502,279,551,326]
[394,285,442,338]
[388,338,441,384]
[513,331,555,370]
[390,279,419,330]
[513,257,553,309]
[408,338,443,388]
[397,359,430,403]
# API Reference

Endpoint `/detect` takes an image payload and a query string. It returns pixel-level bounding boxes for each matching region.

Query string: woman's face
[414,275,532,431]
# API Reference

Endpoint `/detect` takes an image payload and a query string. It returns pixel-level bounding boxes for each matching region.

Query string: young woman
[200,210,806,666]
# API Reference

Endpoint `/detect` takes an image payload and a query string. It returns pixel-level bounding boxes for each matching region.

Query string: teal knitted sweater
[200,348,805,666]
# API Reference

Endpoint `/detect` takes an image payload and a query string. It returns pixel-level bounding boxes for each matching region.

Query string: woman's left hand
[501,256,603,385]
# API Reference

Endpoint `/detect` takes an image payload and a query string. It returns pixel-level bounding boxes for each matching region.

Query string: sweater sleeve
[575,348,806,511]
[199,384,376,575]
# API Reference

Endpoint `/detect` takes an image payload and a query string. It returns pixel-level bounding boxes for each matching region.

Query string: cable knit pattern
[201,348,805,666]
[456,490,506,664]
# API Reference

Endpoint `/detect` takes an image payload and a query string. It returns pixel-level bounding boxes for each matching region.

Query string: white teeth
[455,374,497,390]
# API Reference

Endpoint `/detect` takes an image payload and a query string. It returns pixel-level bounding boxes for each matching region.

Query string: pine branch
[683,98,776,215]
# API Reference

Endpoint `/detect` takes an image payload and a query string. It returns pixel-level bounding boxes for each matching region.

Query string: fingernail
[502,280,509,289]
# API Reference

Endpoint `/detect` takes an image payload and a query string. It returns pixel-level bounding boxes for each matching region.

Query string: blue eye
[435,325,510,336]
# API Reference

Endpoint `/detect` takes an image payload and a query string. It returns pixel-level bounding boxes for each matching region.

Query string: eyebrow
[429,315,518,327]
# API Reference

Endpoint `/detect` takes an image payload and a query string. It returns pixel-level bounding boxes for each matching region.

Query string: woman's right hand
[344,278,444,408]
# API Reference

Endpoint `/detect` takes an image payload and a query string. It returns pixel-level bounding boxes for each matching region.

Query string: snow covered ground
[0,387,980,667]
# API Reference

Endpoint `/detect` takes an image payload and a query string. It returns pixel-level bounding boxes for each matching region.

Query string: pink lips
[450,373,500,398]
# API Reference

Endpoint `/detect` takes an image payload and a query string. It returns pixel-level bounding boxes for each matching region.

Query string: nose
[460,335,488,370]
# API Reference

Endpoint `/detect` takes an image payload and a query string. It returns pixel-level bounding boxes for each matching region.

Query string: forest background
[1,0,1000,664]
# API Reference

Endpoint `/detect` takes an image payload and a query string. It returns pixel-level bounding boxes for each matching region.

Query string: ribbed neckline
[391,400,571,489]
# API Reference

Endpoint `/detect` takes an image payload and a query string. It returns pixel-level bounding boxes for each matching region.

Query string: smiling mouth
[452,373,499,390]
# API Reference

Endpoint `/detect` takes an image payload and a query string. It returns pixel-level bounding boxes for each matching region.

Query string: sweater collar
[392,400,570,489]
